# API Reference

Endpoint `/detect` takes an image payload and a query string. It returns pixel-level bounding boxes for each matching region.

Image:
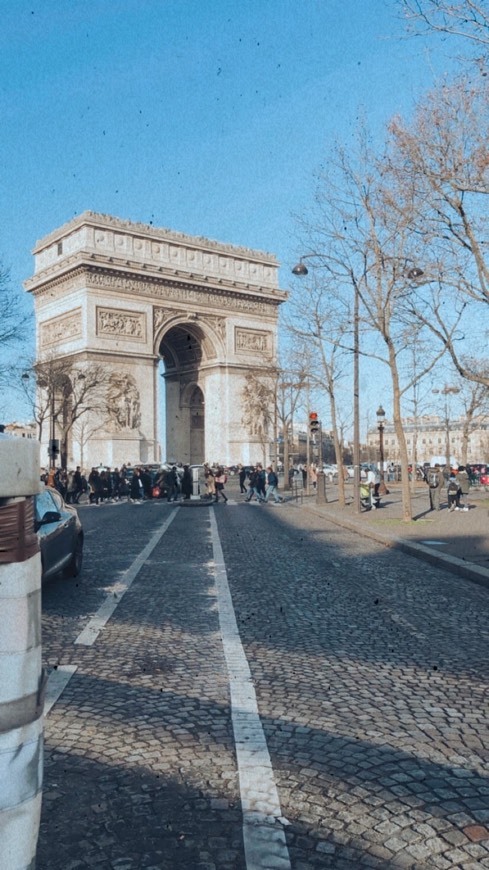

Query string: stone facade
[366,415,489,464]
[25,212,287,470]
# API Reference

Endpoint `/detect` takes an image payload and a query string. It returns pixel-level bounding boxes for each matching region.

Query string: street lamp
[291,255,361,514]
[432,385,460,470]
[376,405,388,495]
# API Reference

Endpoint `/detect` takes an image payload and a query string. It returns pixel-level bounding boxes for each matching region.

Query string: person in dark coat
[140,467,152,499]
[238,465,248,494]
[165,466,179,502]
[130,468,144,502]
[181,465,193,499]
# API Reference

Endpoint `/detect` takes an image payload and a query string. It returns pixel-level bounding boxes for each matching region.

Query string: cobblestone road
[38,493,489,869]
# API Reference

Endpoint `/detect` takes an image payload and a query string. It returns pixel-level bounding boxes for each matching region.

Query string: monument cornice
[31,210,279,266]
[25,259,286,313]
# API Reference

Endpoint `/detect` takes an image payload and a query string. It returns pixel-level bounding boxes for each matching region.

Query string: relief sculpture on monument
[97,307,146,340]
[107,373,141,431]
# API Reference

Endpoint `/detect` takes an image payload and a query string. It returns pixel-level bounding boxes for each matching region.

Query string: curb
[299,503,489,591]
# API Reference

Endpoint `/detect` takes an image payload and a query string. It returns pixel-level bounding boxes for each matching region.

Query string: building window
[57,242,63,256]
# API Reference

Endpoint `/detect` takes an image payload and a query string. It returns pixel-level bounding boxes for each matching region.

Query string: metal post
[353,283,361,514]
[378,421,388,495]
[316,422,327,504]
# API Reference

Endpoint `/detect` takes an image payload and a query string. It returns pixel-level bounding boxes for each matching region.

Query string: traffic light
[48,439,60,459]
[309,412,320,437]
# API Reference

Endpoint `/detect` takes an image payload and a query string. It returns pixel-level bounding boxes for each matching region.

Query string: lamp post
[376,405,388,495]
[432,385,460,470]
[291,255,360,513]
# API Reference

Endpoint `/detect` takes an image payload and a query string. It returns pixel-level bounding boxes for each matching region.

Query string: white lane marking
[209,510,291,870]
[75,510,178,646]
[44,665,78,716]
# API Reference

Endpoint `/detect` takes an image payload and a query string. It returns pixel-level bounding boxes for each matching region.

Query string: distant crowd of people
[41,461,290,506]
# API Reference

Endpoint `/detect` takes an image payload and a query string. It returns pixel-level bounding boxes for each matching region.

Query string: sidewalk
[297,483,489,589]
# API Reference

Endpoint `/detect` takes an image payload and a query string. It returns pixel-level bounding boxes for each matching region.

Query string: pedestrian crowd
[41,461,289,506]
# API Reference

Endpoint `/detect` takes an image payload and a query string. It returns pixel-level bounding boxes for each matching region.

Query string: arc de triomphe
[25,212,287,469]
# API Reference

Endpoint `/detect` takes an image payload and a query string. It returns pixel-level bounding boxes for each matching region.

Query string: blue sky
[0,0,460,423]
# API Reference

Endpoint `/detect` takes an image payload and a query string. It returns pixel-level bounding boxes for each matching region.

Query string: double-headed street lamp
[291,255,361,514]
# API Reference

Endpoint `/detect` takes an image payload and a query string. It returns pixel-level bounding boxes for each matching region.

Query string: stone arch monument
[25,212,287,469]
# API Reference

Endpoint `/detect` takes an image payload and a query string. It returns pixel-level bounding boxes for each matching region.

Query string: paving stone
[37,497,489,869]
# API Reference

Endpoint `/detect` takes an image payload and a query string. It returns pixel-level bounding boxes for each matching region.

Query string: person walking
[204,463,216,500]
[130,468,144,503]
[238,464,248,494]
[181,464,193,499]
[65,470,76,503]
[264,466,282,503]
[245,467,264,502]
[426,463,444,511]
[447,473,460,512]
[214,467,228,503]
[72,466,84,504]
[165,466,179,502]
[456,466,470,511]
[256,464,267,500]
[88,468,103,505]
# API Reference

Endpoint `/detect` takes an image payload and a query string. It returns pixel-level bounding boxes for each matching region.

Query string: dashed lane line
[44,511,179,714]
[74,510,178,646]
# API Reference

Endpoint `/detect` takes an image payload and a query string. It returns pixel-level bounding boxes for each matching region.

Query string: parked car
[35,486,84,582]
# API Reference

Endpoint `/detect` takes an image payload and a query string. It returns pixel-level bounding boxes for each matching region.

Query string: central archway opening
[158,323,212,464]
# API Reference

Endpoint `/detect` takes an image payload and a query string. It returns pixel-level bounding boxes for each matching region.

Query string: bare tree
[241,363,307,477]
[286,272,351,507]
[386,74,489,386]
[454,358,489,462]
[0,264,32,394]
[399,0,489,49]
[294,135,446,521]
[21,357,112,468]
[241,370,276,467]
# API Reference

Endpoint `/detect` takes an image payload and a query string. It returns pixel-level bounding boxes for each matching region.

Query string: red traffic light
[309,412,320,433]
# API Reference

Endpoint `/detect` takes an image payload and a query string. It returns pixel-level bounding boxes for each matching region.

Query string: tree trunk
[330,405,345,507]
[388,343,413,521]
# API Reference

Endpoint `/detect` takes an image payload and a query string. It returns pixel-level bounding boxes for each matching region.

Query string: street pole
[316,422,327,504]
[352,280,361,514]
[376,405,388,495]
[305,376,311,496]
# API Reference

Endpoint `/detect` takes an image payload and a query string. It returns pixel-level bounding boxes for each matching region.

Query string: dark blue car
[35,486,84,582]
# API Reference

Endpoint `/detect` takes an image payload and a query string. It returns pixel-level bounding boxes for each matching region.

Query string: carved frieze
[40,309,82,347]
[86,271,276,317]
[235,328,272,354]
[96,307,146,341]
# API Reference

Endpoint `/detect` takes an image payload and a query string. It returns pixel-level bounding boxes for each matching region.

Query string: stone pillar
[0,434,44,870]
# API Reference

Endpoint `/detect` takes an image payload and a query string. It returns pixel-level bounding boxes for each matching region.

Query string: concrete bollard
[0,433,43,870]
[191,465,201,499]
